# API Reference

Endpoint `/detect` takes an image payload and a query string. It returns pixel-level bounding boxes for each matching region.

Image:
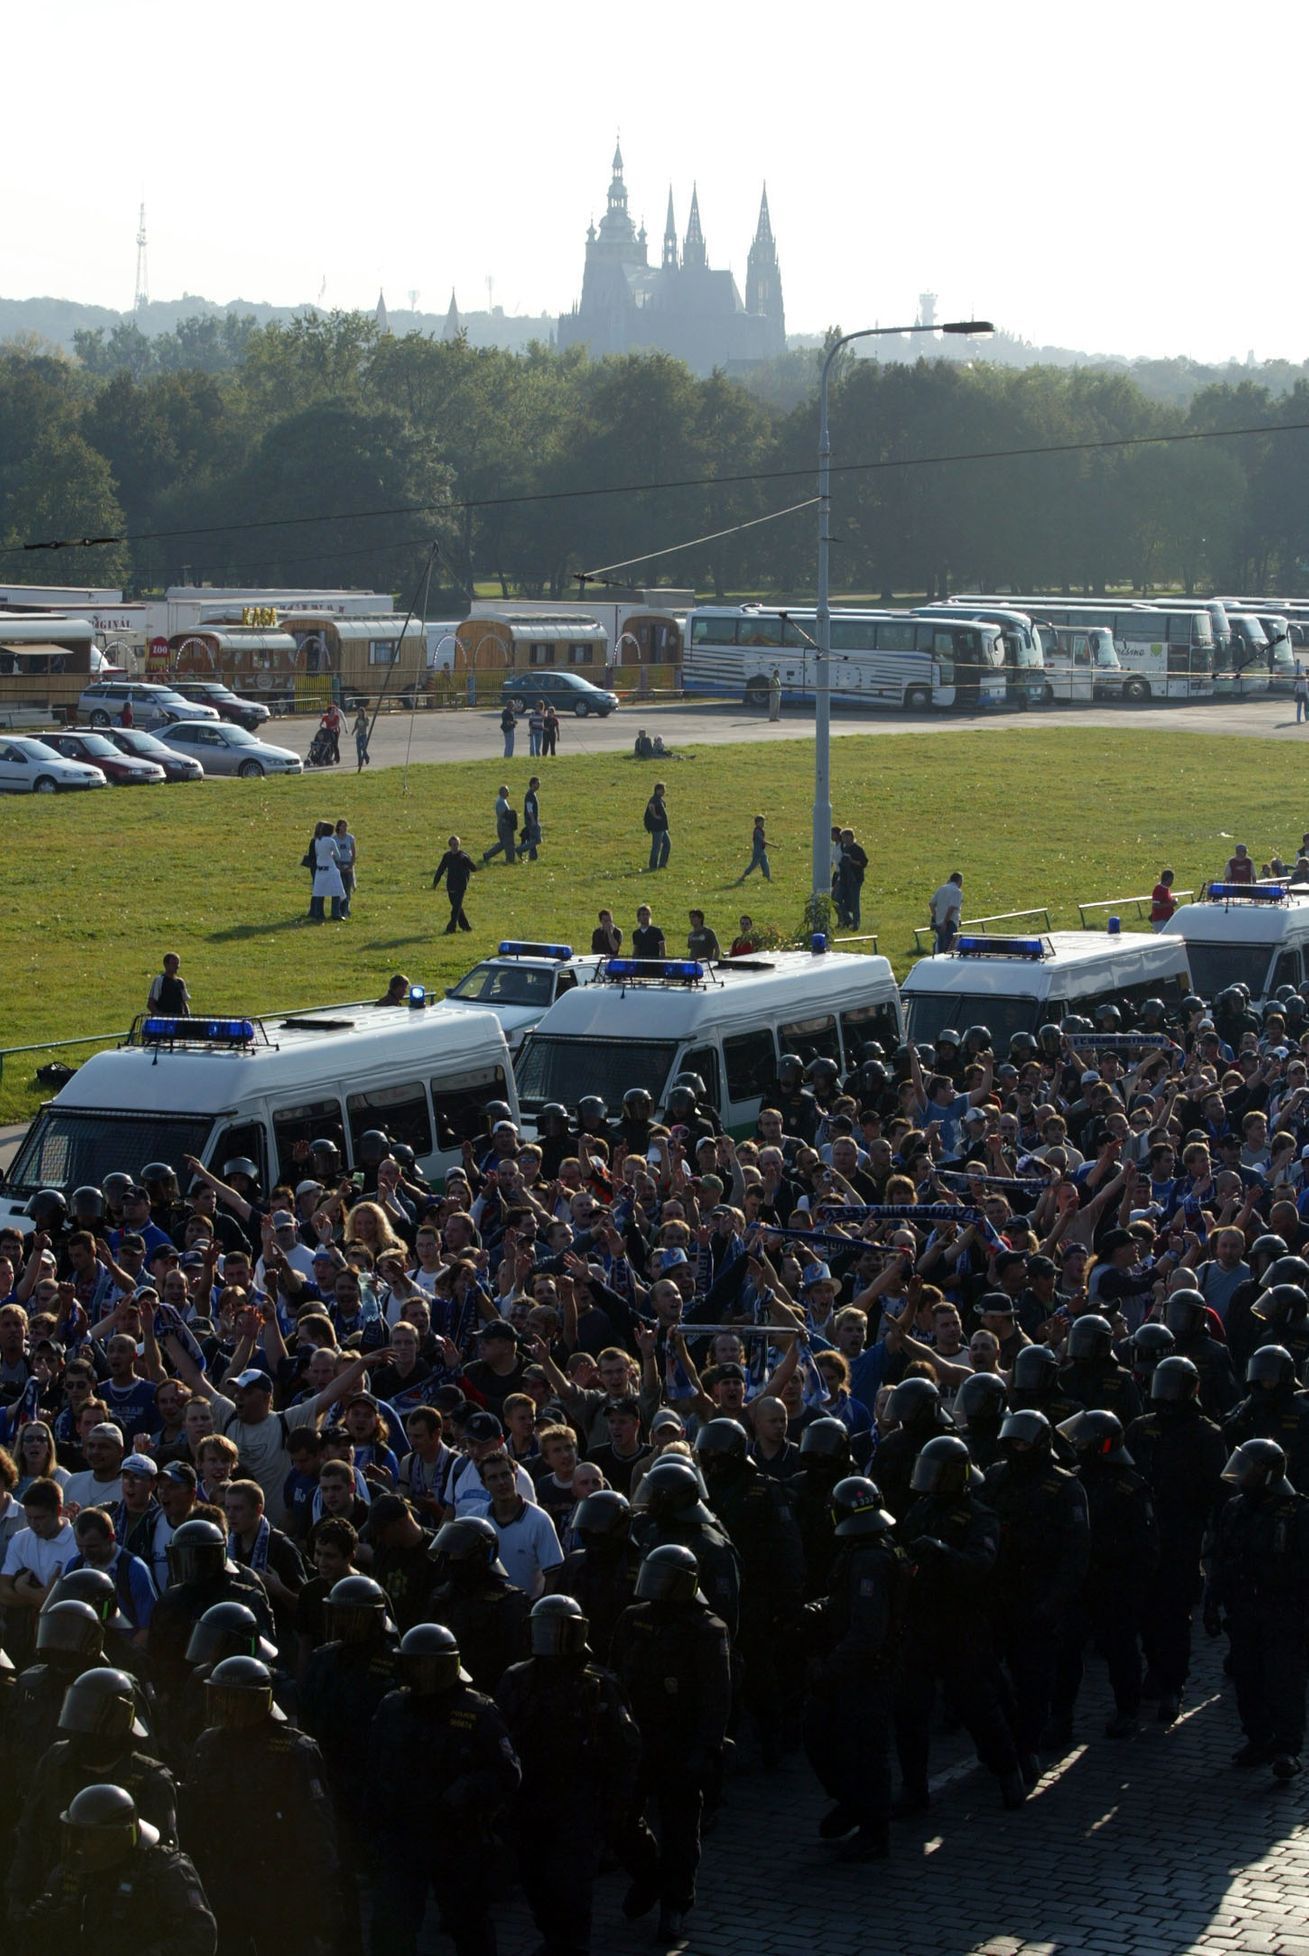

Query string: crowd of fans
[4,974,1309,1949]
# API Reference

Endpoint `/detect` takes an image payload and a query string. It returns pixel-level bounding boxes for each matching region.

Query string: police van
[514,949,903,1135]
[439,941,604,1053]
[1160,881,1309,1006]
[0,1001,516,1230]
[901,930,1193,1047]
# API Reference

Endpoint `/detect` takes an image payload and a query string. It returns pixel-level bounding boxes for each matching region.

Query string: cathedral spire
[662,187,678,270]
[442,288,461,341]
[683,184,706,271]
[612,134,623,174]
[745,184,785,352]
[754,184,773,246]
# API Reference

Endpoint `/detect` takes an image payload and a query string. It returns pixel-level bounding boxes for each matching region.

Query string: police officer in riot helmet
[535,1102,574,1178]
[1128,1321,1176,1391]
[1139,997,1170,1033]
[955,1372,1009,1471]
[875,1376,954,1521]
[16,1782,215,1950]
[1094,1002,1123,1036]
[1224,1345,1309,1489]
[664,1075,720,1141]
[631,1458,741,1641]
[496,1597,641,1956]
[931,1029,965,1086]
[298,1575,399,1850]
[546,1489,642,1665]
[1009,1345,1084,1453]
[7,1666,176,1919]
[24,1188,69,1254]
[792,1417,855,1598]
[612,1545,731,1937]
[1124,1355,1226,1726]
[70,1184,106,1232]
[426,1516,532,1693]
[1248,1269,1309,1377]
[364,1624,519,1956]
[147,1520,275,1742]
[805,1054,842,1112]
[772,1053,818,1143]
[1045,1412,1157,1749]
[1206,1439,1309,1777]
[1225,1239,1295,1371]
[961,1024,993,1063]
[615,1087,657,1158]
[843,1041,891,1104]
[307,1136,342,1184]
[9,1601,107,1766]
[802,1478,905,1859]
[1008,1030,1040,1066]
[1059,1313,1143,1423]
[984,1412,1090,1779]
[895,1435,1028,1812]
[1163,1288,1240,1418]
[140,1162,187,1234]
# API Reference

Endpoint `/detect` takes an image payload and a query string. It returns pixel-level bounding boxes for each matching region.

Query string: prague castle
[557,144,786,375]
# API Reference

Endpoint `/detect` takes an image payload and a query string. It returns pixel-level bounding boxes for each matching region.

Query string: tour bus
[514,949,904,1136]
[682,605,1009,712]
[950,595,1214,702]
[901,929,1193,1048]
[913,604,1046,708]
[1034,624,1125,702]
[1159,881,1309,1007]
[0,1003,516,1232]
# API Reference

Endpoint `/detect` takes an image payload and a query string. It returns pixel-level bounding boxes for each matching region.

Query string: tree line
[1,312,1307,607]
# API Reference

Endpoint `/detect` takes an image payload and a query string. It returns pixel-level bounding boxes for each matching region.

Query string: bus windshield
[515,1035,678,1111]
[904,992,1040,1047]
[6,1109,214,1198]
[1181,941,1272,999]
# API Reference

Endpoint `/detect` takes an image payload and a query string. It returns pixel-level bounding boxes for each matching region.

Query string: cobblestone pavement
[421,1636,1309,1956]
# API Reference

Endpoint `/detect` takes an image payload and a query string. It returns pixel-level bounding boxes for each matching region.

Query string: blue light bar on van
[603,958,706,984]
[1205,883,1287,903]
[498,941,574,960]
[955,935,1050,961]
[408,985,428,1008]
[141,1016,257,1044]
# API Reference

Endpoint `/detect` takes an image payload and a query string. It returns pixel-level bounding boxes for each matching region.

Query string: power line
[6,416,1308,561]
[579,497,819,582]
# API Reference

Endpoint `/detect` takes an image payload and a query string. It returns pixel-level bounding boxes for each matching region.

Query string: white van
[1036,626,1125,703]
[514,950,903,1135]
[1160,882,1309,1006]
[0,1002,516,1230]
[901,930,1193,1047]
[439,942,604,1054]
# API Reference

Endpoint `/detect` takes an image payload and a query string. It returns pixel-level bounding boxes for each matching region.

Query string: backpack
[643,802,657,832]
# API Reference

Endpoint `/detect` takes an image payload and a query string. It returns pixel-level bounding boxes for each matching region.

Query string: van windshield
[515,1035,678,1111]
[1182,942,1272,999]
[6,1109,214,1198]
[905,992,1040,1047]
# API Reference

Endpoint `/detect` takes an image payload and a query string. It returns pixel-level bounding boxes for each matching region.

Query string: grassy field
[2,725,1298,1124]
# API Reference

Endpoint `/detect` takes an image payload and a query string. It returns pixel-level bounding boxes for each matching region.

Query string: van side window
[723,1029,776,1104]
[431,1067,510,1149]
[680,1047,721,1111]
[347,1083,433,1159]
[209,1123,267,1186]
[273,1100,346,1183]
[778,1015,839,1065]
[1272,950,1301,991]
[839,1004,900,1069]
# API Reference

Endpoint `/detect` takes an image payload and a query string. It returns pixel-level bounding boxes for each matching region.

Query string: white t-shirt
[449,1455,537,1518]
[62,1470,124,1510]
[490,1501,564,1598]
[210,1395,300,1526]
[931,882,963,928]
[2,1522,75,1587]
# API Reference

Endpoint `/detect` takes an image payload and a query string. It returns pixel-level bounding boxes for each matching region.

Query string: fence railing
[912,907,1052,953]
[1076,891,1193,928]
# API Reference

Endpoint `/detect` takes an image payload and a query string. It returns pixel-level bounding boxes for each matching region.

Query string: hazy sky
[9,0,1302,365]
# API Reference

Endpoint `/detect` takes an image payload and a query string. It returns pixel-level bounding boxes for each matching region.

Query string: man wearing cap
[109,1185,174,1262]
[590,1398,653,1498]
[462,1320,529,1417]
[256,1211,317,1290]
[112,1452,169,1569]
[65,1507,157,1643]
[153,1463,197,1592]
[173,1177,246,1257]
[449,1411,538,1516]
[63,1423,127,1511]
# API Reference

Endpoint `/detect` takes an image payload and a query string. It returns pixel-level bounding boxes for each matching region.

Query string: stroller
[306,724,338,768]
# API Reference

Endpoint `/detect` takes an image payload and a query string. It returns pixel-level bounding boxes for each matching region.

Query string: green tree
[5,427,128,585]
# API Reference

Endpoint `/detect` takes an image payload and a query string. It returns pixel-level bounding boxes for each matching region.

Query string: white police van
[439,941,604,1053]
[0,1000,516,1231]
[514,949,903,1136]
[902,929,1193,1047]
[1160,881,1309,1006]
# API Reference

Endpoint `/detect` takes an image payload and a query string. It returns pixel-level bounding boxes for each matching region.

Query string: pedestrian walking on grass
[644,783,670,871]
[433,835,478,933]
[309,820,345,924]
[929,870,963,953]
[737,815,771,883]
[483,785,519,866]
[353,705,371,771]
[522,777,542,862]
[334,818,357,918]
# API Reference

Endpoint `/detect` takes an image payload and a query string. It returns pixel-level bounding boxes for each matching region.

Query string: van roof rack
[953,934,1054,962]
[599,957,718,987]
[1201,881,1290,905]
[130,1015,270,1050]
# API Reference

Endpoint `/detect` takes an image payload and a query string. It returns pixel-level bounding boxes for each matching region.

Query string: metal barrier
[912,907,1052,953]
[1076,892,1193,928]
[0,1030,128,1082]
[832,933,880,954]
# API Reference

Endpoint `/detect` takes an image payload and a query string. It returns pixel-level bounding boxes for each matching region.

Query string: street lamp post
[812,318,994,908]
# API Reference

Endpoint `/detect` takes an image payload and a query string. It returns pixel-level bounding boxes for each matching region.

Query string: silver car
[159,721,304,777]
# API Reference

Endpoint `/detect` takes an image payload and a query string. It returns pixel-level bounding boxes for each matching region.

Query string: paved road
[465,1637,1309,1956]
[282,694,1307,773]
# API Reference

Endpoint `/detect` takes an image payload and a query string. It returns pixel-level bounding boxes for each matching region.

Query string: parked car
[46,731,166,786]
[78,680,220,730]
[103,726,205,783]
[159,722,303,777]
[0,736,107,794]
[501,670,619,718]
[170,679,271,730]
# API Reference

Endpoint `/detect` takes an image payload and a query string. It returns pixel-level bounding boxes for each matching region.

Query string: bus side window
[680,1046,722,1111]
[209,1122,268,1187]
[722,1029,777,1104]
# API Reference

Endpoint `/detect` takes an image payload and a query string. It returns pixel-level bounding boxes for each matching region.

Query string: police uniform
[181,1721,338,1956]
[1125,1404,1226,1705]
[894,1491,1022,1802]
[1207,1481,1309,1761]
[428,1576,532,1693]
[366,1682,520,1956]
[1173,1331,1241,1421]
[22,1843,216,1956]
[496,1655,641,1956]
[612,1596,731,1916]
[8,1741,177,1914]
[631,1508,741,1641]
[983,1457,1090,1758]
[546,1541,643,1665]
[701,1461,803,1761]
[803,1531,905,1849]
[1057,1358,1143,1424]
[1050,1456,1157,1737]
[1225,1389,1309,1490]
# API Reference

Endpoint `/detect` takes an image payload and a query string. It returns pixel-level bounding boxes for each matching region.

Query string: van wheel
[573,700,589,717]
[905,685,931,710]
[89,710,110,728]
[1124,677,1149,703]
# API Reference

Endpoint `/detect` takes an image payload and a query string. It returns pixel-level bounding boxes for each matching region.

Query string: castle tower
[745,184,785,350]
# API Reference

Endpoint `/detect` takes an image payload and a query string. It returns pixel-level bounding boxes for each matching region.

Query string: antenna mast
[133,202,149,312]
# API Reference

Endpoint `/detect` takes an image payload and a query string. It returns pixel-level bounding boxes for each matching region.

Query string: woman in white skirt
[309,819,345,923]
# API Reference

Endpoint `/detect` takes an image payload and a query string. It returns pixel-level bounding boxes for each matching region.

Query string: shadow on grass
[206,916,313,943]
[360,935,433,951]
